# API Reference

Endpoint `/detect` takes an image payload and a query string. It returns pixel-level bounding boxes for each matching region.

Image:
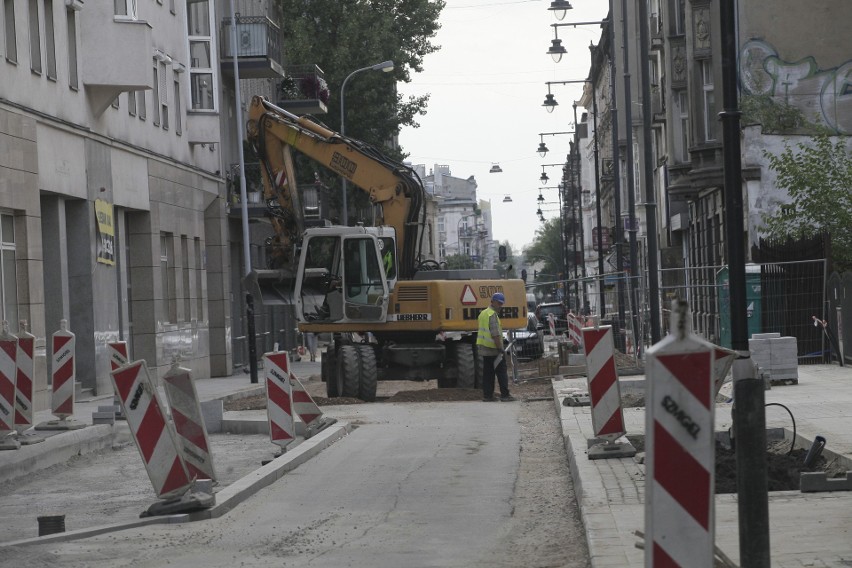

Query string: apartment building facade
[0,0,232,408]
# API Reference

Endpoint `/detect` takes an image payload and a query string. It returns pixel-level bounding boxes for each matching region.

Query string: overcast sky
[398,0,610,255]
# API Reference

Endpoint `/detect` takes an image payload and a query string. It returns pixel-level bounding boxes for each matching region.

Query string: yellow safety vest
[476,306,502,349]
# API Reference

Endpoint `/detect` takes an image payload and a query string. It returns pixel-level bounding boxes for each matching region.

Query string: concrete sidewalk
[555,364,852,567]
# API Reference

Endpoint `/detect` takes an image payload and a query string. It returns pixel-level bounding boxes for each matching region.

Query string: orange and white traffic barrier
[581,324,634,459]
[263,351,295,452]
[14,320,41,444]
[107,341,129,420]
[162,362,217,483]
[289,371,336,437]
[50,319,76,421]
[644,300,715,567]
[0,321,19,450]
[112,360,193,499]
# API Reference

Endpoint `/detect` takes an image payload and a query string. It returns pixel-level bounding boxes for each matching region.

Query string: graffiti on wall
[740,40,852,134]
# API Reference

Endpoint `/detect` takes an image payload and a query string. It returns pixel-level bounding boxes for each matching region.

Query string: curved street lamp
[340,60,394,224]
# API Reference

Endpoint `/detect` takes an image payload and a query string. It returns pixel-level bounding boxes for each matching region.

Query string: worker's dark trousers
[482,355,510,399]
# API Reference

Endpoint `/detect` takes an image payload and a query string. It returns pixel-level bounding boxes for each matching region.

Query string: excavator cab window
[340,236,388,322]
[299,236,343,321]
[379,237,396,281]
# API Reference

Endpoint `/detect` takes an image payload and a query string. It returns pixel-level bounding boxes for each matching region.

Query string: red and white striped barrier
[567,312,583,347]
[111,360,193,499]
[547,313,556,336]
[644,301,715,567]
[51,320,76,420]
[107,341,129,420]
[713,346,737,396]
[14,321,36,436]
[0,322,19,449]
[263,351,295,451]
[162,363,217,483]
[289,371,335,436]
[582,325,625,441]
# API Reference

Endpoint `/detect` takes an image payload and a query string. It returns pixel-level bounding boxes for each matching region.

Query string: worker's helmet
[492,292,506,304]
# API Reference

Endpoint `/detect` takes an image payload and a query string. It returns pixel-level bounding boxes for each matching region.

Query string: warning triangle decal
[460,285,478,305]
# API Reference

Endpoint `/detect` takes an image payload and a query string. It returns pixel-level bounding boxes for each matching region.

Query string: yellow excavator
[245,96,526,400]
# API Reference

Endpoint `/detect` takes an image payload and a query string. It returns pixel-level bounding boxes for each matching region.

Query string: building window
[194,237,203,320]
[28,0,40,73]
[114,0,137,19]
[43,0,55,79]
[174,76,182,134]
[127,90,136,116]
[0,213,17,331]
[5,0,17,63]
[701,60,716,141]
[187,0,215,110]
[159,60,169,129]
[438,242,445,259]
[181,236,190,321]
[677,90,689,162]
[674,0,686,35]
[437,217,445,233]
[65,6,76,88]
[137,90,146,120]
[152,60,160,126]
[160,233,176,324]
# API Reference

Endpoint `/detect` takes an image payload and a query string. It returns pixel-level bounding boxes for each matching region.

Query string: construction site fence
[546,259,832,366]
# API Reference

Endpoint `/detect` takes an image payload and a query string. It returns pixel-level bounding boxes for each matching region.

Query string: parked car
[505,313,545,361]
[535,302,569,335]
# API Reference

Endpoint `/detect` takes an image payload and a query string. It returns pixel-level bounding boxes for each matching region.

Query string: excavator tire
[451,343,476,389]
[337,345,361,398]
[356,344,378,402]
[323,351,339,397]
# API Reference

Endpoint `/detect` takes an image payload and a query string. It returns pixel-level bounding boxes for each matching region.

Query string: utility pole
[719,0,770,565]
[637,0,661,343]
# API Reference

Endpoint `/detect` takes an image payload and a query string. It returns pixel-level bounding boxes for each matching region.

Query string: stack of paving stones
[749,332,799,385]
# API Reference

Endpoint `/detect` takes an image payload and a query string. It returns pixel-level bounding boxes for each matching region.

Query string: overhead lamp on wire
[502,195,513,203]
[548,0,572,21]
[536,131,574,158]
[540,169,549,183]
[490,163,503,173]
[537,192,545,204]
[547,21,606,63]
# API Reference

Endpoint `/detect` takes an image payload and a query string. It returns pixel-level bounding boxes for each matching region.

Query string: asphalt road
[3,400,591,568]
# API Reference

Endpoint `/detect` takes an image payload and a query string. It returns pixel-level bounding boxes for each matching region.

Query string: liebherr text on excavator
[245,96,526,401]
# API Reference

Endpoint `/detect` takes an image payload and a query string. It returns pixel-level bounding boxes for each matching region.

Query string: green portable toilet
[717,264,762,348]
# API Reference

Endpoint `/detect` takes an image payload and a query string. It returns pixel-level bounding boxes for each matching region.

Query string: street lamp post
[339,60,394,225]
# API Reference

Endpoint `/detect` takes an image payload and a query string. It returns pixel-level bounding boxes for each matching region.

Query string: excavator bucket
[244,269,296,306]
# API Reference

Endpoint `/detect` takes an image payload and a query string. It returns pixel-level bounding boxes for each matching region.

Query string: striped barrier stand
[0,322,20,450]
[264,351,296,453]
[107,341,129,420]
[36,320,85,430]
[289,371,336,437]
[644,300,715,567]
[14,321,43,444]
[581,324,635,459]
[111,360,213,516]
[567,312,583,347]
[162,361,217,483]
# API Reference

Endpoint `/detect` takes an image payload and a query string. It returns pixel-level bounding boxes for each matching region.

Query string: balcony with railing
[277,65,329,116]
[220,15,284,79]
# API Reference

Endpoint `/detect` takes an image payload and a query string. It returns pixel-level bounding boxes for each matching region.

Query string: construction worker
[476,292,515,402]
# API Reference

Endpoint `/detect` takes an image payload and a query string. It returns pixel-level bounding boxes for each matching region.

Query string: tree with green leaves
[273,0,444,218]
[524,218,565,279]
[761,134,852,269]
[444,253,474,270]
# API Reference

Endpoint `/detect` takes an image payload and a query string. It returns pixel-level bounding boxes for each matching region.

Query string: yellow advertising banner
[95,199,115,266]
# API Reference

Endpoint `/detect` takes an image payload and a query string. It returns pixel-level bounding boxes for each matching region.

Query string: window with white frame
[174,76,182,134]
[65,6,76,88]
[152,60,160,125]
[701,60,716,141]
[438,242,445,259]
[44,0,55,79]
[187,0,215,110]
[4,0,18,63]
[0,213,17,331]
[28,0,40,73]
[437,217,445,233]
[159,60,169,129]
[114,0,137,19]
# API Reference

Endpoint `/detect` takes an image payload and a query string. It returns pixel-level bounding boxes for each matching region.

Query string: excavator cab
[295,226,391,324]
